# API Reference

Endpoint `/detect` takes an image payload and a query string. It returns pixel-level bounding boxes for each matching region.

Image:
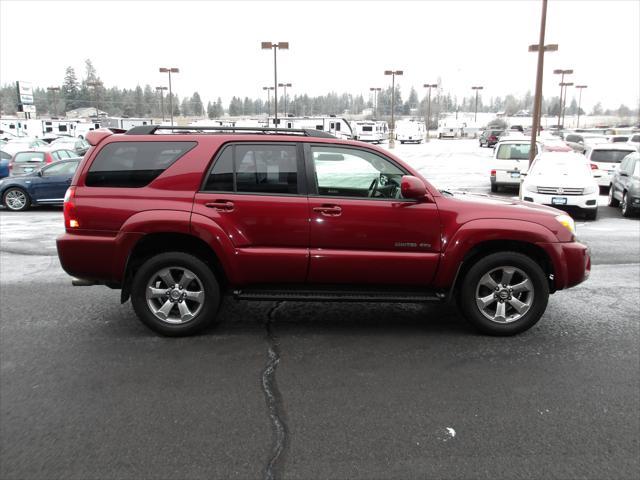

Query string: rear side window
[204,144,299,194]
[86,141,196,187]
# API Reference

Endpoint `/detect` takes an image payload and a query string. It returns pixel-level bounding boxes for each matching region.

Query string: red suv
[57,126,590,336]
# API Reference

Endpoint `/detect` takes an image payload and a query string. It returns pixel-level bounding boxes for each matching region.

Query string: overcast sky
[1,0,638,111]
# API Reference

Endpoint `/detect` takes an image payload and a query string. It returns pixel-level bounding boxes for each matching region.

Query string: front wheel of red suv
[131,252,220,336]
[458,252,549,336]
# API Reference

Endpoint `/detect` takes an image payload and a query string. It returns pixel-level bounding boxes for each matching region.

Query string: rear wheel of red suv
[131,252,220,336]
[458,252,549,336]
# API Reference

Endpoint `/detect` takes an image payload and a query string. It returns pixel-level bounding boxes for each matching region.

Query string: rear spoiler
[85,128,127,146]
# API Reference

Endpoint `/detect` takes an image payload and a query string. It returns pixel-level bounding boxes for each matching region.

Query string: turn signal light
[490,169,496,176]
[63,187,79,229]
[590,163,598,170]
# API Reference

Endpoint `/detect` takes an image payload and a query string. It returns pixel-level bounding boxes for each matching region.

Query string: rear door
[193,142,310,284]
[305,144,440,286]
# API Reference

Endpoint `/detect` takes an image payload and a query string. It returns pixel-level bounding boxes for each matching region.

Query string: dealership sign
[16,81,34,105]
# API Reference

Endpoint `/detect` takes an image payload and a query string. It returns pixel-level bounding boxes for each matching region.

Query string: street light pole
[528,0,558,165]
[553,68,573,127]
[369,87,381,119]
[86,81,102,119]
[47,86,60,118]
[155,86,167,122]
[278,83,292,118]
[560,81,574,128]
[159,67,179,126]
[262,42,289,128]
[423,83,437,142]
[384,70,403,148]
[471,86,484,123]
[263,86,274,117]
[575,85,587,128]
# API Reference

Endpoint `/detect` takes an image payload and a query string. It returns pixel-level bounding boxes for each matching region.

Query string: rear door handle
[205,200,235,212]
[313,205,342,216]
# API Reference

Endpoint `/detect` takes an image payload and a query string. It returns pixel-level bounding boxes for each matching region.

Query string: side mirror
[401,175,427,200]
[37,170,43,177]
[620,171,628,177]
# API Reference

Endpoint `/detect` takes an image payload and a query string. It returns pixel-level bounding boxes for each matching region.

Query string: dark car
[0,150,11,179]
[56,126,590,337]
[608,152,640,217]
[479,129,504,148]
[0,158,80,211]
[50,136,90,155]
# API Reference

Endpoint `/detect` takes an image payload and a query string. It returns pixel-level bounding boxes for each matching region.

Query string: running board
[232,286,445,303]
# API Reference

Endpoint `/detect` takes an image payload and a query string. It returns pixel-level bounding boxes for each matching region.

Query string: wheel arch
[120,232,227,303]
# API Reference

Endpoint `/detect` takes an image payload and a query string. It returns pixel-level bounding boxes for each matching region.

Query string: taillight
[490,169,496,176]
[590,163,598,170]
[45,153,53,164]
[63,186,79,229]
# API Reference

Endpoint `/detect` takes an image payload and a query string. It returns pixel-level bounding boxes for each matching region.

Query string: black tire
[131,252,221,336]
[490,183,498,193]
[621,193,634,218]
[458,252,549,336]
[584,208,598,220]
[2,187,31,211]
[608,185,620,207]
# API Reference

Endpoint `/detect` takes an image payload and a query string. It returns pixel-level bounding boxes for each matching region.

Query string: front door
[32,160,77,202]
[305,144,441,286]
[193,142,309,284]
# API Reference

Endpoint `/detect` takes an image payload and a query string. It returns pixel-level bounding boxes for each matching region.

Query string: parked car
[50,136,90,155]
[56,126,591,337]
[490,139,538,192]
[1,138,48,156]
[0,158,80,211]
[520,151,599,220]
[8,148,76,176]
[0,150,11,179]
[627,133,640,150]
[584,143,638,190]
[608,152,640,217]
[479,129,504,147]
[607,135,629,143]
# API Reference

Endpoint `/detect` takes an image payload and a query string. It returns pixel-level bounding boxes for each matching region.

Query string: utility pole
[575,85,587,128]
[384,70,403,148]
[560,81,573,128]
[261,42,289,128]
[423,83,437,142]
[263,86,274,118]
[47,86,60,118]
[159,67,179,126]
[155,86,167,122]
[370,87,381,119]
[553,69,573,127]
[528,0,558,165]
[278,83,292,118]
[471,86,484,123]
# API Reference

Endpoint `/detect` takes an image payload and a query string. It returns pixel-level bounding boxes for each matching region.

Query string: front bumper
[537,241,591,291]
[521,191,598,211]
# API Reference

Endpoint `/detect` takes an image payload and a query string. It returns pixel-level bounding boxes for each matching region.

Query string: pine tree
[62,66,80,110]
[207,101,215,119]
[181,97,190,117]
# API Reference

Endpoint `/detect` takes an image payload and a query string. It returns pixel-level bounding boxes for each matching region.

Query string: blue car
[0,158,79,211]
[0,150,11,179]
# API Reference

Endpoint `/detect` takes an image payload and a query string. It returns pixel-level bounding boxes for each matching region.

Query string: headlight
[583,184,597,195]
[525,183,538,193]
[555,214,576,235]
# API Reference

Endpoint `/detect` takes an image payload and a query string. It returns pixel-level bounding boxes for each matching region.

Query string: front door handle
[313,205,342,216]
[205,200,235,212]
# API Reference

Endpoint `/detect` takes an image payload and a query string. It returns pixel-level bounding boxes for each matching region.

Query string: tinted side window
[204,144,299,194]
[86,141,196,187]
[235,145,298,194]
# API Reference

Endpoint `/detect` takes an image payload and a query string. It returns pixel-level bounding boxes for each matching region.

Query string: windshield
[591,149,635,163]
[532,158,590,177]
[496,143,531,160]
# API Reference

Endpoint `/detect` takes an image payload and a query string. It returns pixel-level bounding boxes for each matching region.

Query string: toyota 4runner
[56,126,591,336]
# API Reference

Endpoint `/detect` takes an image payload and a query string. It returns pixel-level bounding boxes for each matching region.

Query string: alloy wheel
[145,266,205,324]
[475,266,534,324]
[4,189,27,211]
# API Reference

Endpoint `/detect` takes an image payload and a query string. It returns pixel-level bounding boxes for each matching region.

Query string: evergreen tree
[213,97,224,117]
[62,66,80,110]
[207,101,215,119]
[181,97,190,117]
[191,92,204,116]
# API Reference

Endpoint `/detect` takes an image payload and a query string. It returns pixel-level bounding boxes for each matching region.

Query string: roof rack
[125,125,336,139]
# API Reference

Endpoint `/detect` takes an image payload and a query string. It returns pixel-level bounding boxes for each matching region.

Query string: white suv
[490,139,538,192]
[584,143,637,190]
[520,151,599,220]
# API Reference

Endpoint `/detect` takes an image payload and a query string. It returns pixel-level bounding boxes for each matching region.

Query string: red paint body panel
[56,130,590,296]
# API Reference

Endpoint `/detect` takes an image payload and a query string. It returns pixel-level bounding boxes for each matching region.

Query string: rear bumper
[56,231,142,284]
[537,241,591,291]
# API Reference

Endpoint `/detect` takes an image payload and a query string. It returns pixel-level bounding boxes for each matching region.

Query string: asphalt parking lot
[1,140,639,480]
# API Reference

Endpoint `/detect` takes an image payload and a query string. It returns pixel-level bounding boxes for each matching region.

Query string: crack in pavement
[261,301,288,480]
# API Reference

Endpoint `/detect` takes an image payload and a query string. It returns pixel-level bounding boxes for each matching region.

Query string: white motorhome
[352,121,388,143]
[395,120,425,144]
[438,121,459,139]
[100,117,154,130]
[266,116,354,139]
